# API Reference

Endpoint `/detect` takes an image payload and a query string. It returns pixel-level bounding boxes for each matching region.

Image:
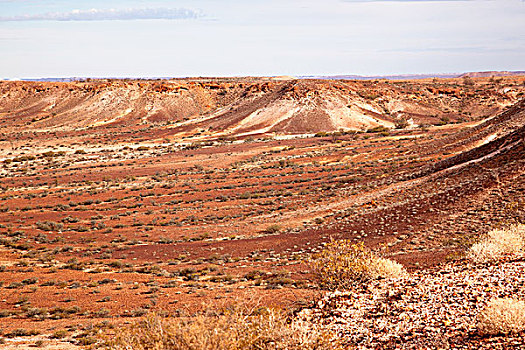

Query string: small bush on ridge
[310,240,407,290]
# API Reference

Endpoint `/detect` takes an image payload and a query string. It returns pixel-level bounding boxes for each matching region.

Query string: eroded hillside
[1,77,523,142]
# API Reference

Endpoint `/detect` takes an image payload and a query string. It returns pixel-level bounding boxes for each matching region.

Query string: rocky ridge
[302,258,525,349]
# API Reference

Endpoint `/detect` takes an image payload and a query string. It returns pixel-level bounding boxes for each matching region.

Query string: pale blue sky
[1,0,524,78]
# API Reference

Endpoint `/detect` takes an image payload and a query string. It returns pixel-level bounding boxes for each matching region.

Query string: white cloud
[0,7,203,21]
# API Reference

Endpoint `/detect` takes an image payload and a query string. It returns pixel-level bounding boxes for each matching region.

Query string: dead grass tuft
[310,240,407,290]
[104,308,339,350]
[468,224,525,263]
[477,298,525,335]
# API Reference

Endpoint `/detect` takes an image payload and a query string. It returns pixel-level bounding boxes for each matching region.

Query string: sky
[0,0,524,79]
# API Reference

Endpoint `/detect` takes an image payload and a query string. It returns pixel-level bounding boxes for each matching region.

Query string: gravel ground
[301,259,525,349]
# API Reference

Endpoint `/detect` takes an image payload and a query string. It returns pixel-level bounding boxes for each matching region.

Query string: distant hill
[301,71,525,81]
[459,71,525,78]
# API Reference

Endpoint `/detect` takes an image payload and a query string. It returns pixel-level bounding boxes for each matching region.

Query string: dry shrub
[105,308,339,350]
[477,298,525,335]
[468,224,525,263]
[310,240,407,290]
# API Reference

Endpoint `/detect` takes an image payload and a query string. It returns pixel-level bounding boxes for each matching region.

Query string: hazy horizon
[1,0,524,79]
[5,71,525,82]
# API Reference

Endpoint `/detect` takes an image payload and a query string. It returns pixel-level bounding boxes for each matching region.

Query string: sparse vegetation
[367,125,390,133]
[4,328,40,338]
[35,221,63,232]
